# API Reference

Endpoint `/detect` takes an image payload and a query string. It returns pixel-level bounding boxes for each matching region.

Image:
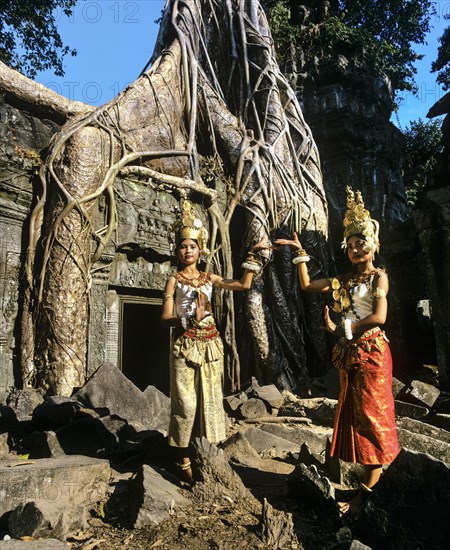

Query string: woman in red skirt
[275,186,399,514]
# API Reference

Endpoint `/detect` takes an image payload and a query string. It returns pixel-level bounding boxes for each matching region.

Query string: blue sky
[33,0,448,130]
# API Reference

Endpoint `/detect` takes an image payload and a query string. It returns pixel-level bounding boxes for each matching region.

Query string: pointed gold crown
[342,186,380,252]
[172,200,210,258]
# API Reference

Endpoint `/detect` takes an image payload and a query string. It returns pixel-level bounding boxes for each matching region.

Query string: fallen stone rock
[406,380,440,408]
[239,398,267,419]
[129,464,190,528]
[6,388,44,421]
[252,384,284,412]
[332,541,373,550]
[354,449,450,549]
[18,430,65,459]
[298,397,337,428]
[221,431,266,468]
[258,497,299,549]
[0,432,10,455]
[9,500,70,540]
[293,442,324,470]
[243,426,299,458]
[54,417,120,457]
[259,422,332,458]
[424,413,450,432]
[0,406,19,434]
[73,364,170,432]
[243,376,261,395]
[0,540,69,549]
[224,392,248,414]
[288,463,339,523]
[392,377,405,398]
[397,416,450,444]
[142,385,171,434]
[433,394,450,414]
[31,398,82,430]
[0,455,110,540]
[397,427,450,465]
[279,390,307,418]
[394,400,429,419]
[191,437,256,506]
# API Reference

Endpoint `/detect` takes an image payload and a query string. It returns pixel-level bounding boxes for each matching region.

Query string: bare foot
[337,491,366,516]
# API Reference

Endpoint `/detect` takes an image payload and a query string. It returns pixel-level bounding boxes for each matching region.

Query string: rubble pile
[0,364,449,549]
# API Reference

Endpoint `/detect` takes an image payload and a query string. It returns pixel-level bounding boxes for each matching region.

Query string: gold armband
[373,288,386,299]
[163,294,174,302]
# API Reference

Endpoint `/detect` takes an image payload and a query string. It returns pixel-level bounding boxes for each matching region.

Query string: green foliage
[0,0,77,77]
[432,14,450,91]
[263,0,433,100]
[402,118,443,208]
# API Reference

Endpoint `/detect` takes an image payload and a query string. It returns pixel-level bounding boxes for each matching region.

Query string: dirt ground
[64,454,345,550]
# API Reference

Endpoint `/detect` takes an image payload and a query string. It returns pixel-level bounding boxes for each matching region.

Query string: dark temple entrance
[120,298,170,395]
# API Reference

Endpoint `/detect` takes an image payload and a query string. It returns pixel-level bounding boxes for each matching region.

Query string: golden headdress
[342,186,380,252]
[172,200,210,258]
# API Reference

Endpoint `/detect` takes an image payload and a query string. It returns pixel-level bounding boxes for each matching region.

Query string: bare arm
[211,240,271,291]
[161,276,182,328]
[274,233,330,293]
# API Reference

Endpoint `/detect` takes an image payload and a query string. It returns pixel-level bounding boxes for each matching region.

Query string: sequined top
[174,271,213,317]
[343,271,383,322]
[330,269,385,322]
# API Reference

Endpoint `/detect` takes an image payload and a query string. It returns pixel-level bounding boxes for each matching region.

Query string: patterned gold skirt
[168,316,226,448]
[330,327,400,465]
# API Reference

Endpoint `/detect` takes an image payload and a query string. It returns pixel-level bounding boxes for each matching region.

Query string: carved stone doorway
[119,297,170,395]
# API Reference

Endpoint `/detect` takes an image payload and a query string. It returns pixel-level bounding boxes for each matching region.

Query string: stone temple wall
[0,95,182,400]
[0,96,60,402]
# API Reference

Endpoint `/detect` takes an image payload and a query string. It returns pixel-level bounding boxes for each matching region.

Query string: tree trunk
[3,0,331,396]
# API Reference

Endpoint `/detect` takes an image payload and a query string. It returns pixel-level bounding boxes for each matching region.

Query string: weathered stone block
[19,430,65,459]
[394,399,429,419]
[191,437,254,504]
[0,432,9,456]
[288,463,339,522]
[0,406,19,435]
[31,398,82,430]
[240,398,267,419]
[243,426,299,458]
[221,431,265,468]
[0,540,68,549]
[392,376,405,398]
[397,416,450,444]
[397,427,450,465]
[408,380,440,408]
[129,464,190,528]
[6,389,44,421]
[0,456,110,540]
[424,413,450,432]
[258,497,298,549]
[224,392,247,413]
[252,384,284,410]
[142,385,171,434]
[354,449,450,549]
[73,363,169,432]
[259,423,332,457]
[299,397,337,427]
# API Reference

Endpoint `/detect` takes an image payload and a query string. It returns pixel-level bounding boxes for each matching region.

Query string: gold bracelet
[242,251,263,273]
[163,294,174,302]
